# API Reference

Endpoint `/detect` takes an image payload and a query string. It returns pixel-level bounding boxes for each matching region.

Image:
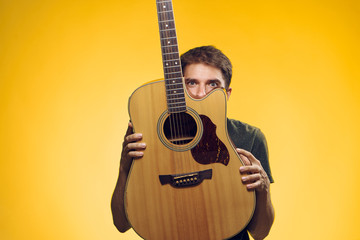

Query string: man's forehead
[184,63,223,78]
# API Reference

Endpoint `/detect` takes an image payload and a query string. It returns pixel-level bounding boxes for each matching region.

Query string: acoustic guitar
[125,1,255,239]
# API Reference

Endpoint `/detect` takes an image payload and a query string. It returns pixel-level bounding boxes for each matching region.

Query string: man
[111,46,274,240]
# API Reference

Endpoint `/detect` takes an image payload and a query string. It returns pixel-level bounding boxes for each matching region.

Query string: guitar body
[125,80,255,240]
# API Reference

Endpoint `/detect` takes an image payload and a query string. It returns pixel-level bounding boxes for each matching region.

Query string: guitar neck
[156,0,186,113]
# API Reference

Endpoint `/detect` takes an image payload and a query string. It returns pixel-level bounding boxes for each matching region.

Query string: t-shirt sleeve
[251,129,274,183]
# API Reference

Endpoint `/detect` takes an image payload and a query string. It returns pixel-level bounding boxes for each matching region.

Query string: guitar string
[160,0,191,172]
[160,0,179,172]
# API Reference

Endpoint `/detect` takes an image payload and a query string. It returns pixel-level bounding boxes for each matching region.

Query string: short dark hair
[180,46,232,89]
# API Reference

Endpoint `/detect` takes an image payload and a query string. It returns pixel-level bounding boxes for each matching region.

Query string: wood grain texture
[126,80,255,240]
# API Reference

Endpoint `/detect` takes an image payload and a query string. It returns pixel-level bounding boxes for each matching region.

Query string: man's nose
[193,85,207,99]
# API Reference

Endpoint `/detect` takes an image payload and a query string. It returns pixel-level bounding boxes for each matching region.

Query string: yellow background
[1,0,359,239]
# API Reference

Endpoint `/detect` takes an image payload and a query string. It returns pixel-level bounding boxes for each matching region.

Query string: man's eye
[209,82,218,87]
[187,81,196,86]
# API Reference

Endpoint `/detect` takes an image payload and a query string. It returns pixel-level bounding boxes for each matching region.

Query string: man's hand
[120,122,147,175]
[111,122,146,233]
[236,148,274,240]
[236,148,270,194]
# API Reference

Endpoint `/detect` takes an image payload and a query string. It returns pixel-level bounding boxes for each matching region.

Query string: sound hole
[163,112,197,145]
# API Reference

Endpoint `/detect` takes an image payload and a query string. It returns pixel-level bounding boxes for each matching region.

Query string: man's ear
[226,87,232,100]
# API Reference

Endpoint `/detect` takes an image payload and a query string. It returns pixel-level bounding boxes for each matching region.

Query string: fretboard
[156,0,186,113]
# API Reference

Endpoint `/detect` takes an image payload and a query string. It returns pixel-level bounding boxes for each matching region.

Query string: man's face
[183,63,232,100]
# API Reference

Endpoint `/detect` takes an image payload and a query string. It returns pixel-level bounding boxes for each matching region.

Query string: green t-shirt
[226,118,274,240]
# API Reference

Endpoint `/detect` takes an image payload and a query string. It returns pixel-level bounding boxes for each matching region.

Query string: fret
[168,107,187,113]
[158,9,174,13]
[161,36,177,40]
[167,94,185,98]
[163,58,179,62]
[162,51,179,56]
[164,64,181,70]
[164,70,182,74]
[164,76,182,81]
[168,104,186,108]
[164,66,181,70]
[162,56,179,61]
[169,107,187,110]
[165,81,183,86]
[165,77,182,82]
[168,102,186,106]
[161,44,178,48]
[162,56,180,62]
[158,19,174,23]
[164,81,182,86]
[168,105,186,109]
[157,1,172,4]
[165,78,182,83]
[156,1,172,5]
[166,87,184,91]
[167,91,185,95]
[159,28,176,32]
[164,69,182,75]
[161,44,177,49]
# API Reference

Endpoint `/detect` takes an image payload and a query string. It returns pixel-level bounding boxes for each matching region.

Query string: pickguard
[191,115,229,166]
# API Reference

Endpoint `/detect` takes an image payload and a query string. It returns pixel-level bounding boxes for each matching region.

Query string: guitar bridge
[159,169,212,188]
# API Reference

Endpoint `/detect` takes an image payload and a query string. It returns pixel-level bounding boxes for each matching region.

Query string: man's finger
[125,133,143,145]
[240,153,251,166]
[125,122,134,138]
[236,148,251,165]
[238,149,258,164]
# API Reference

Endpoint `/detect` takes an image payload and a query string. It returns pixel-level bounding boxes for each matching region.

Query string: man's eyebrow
[184,78,222,84]
[184,78,198,81]
[208,79,221,82]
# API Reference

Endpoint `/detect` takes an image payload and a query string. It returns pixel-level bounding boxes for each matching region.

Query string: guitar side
[125,80,255,240]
